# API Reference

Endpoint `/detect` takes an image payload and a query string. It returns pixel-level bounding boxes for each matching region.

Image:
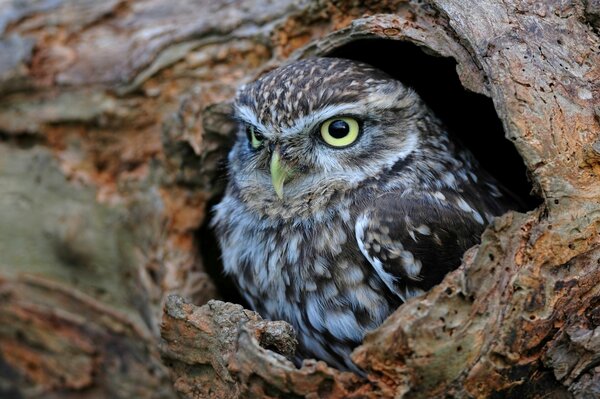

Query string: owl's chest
[214,195,399,370]
[221,208,354,302]
[217,198,394,329]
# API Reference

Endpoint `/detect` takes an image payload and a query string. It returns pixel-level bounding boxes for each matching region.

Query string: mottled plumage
[213,57,517,372]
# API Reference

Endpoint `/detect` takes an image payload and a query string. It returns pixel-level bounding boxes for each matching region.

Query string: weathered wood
[162,1,600,398]
[161,296,360,399]
[1,0,598,397]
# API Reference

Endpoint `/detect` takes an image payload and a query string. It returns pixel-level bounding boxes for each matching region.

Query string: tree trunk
[1,0,599,398]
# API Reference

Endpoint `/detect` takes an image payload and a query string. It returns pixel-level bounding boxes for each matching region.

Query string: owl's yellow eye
[320,117,360,147]
[246,125,264,149]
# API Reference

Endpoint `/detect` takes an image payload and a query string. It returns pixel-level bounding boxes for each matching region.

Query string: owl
[212,57,517,373]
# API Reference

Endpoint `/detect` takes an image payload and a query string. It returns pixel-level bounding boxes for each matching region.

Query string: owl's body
[213,58,516,372]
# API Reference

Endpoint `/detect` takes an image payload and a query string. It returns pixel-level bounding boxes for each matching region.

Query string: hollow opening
[197,37,540,304]
[197,197,249,306]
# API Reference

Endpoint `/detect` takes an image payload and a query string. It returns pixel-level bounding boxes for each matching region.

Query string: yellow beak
[270,149,293,200]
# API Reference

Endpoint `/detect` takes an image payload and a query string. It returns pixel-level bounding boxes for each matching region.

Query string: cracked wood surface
[0,0,599,398]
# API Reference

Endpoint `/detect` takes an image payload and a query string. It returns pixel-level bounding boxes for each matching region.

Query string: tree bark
[0,0,598,398]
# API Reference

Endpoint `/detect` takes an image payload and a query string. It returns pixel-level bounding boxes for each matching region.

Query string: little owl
[213,57,516,372]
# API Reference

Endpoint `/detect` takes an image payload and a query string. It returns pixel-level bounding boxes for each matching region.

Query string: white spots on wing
[365,231,375,245]
[433,191,446,201]
[355,213,368,247]
[400,249,414,266]
[431,161,448,174]
[456,197,472,213]
[405,216,431,242]
[415,224,431,235]
[472,211,484,225]
[443,173,457,187]
[456,197,485,225]
[403,286,425,300]
[408,230,417,242]
[468,171,478,183]
[485,182,503,198]
[356,212,415,301]
[400,250,422,280]
[404,216,416,240]
[455,169,468,183]
[367,276,383,291]
[356,213,400,297]
[387,245,402,259]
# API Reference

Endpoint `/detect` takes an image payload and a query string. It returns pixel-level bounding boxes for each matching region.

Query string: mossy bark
[0,0,598,398]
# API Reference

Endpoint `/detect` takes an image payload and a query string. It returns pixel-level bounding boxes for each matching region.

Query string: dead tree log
[0,0,598,398]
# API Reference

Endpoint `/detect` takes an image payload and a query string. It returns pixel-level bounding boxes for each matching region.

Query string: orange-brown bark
[1,0,598,398]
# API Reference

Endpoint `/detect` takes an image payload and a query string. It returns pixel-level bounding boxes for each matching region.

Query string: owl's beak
[270,148,293,200]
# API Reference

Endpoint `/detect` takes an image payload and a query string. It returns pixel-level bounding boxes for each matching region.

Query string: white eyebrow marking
[235,105,270,134]
[280,103,359,136]
[235,102,360,139]
[235,86,406,137]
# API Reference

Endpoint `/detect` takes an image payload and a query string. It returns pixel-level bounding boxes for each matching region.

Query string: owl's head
[229,57,429,211]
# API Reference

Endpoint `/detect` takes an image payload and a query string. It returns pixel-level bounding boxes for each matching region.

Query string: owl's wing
[355,191,486,301]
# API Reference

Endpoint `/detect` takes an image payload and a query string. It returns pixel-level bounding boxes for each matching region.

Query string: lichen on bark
[0,0,599,398]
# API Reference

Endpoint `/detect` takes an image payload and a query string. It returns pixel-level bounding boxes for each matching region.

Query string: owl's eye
[246,125,264,149]
[320,117,360,147]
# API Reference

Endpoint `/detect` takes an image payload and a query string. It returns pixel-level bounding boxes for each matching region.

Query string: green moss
[0,144,142,318]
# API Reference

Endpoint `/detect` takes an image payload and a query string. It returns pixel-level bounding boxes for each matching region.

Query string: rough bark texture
[1,0,599,398]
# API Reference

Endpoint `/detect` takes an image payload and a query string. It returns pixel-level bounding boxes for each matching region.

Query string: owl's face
[229,58,426,209]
